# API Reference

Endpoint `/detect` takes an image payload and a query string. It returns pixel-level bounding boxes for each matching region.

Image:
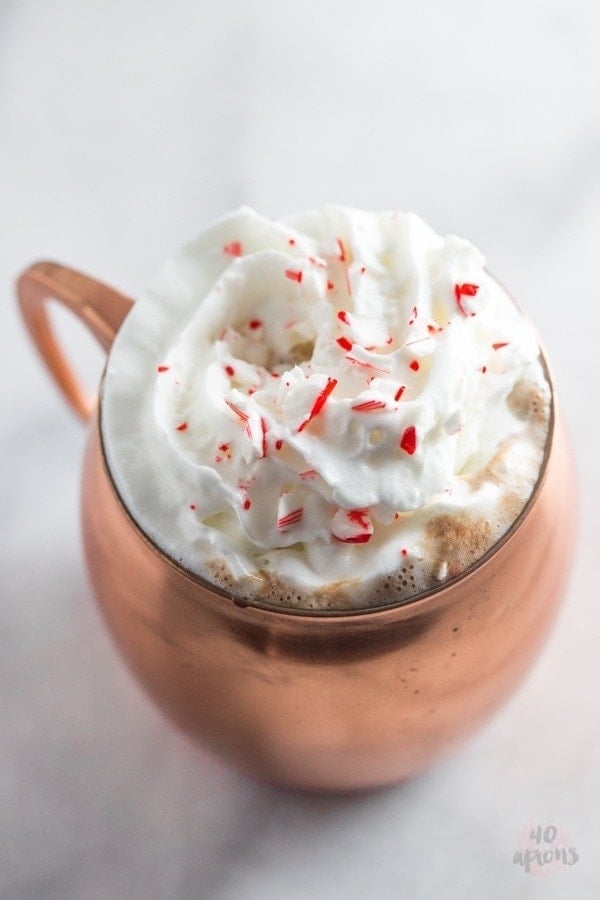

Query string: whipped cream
[101,206,551,609]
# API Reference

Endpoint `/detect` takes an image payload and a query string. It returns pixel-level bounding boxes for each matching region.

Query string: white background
[1,1,598,897]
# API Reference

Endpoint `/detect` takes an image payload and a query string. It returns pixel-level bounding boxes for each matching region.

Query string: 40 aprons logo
[513,822,579,878]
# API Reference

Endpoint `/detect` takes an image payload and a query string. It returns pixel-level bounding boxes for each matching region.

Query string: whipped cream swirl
[102,207,551,608]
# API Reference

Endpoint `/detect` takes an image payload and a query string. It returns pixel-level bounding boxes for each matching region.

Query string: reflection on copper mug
[17,261,576,792]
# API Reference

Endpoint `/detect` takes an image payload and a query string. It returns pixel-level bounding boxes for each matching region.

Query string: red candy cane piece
[350,399,387,412]
[332,508,373,544]
[297,377,337,432]
[223,241,242,257]
[399,425,417,455]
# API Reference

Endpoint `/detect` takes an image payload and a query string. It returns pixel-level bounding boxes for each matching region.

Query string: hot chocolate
[101,206,551,609]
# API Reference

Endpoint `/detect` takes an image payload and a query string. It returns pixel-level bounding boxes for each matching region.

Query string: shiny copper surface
[17,261,133,420]
[18,262,577,792]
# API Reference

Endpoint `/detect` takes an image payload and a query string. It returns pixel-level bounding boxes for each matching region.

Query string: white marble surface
[1,1,599,897]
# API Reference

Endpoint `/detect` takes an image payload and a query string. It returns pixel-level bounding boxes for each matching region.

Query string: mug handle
[16,261,134,422]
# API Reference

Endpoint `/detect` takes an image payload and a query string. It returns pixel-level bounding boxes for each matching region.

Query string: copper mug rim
[16,259,557,622]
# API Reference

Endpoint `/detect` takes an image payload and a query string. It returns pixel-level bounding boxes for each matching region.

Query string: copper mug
[17,261,576,792]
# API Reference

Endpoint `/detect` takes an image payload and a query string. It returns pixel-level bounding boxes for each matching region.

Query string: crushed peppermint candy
[350,399,388,412]
[277,509,303,529]
[285,268,303,283]
[454,282,480,317]
[297,377,337,432]
[399,425,417,455]
[260,417,268,458]
[332,508,373,544]
[224,400,252,439]
[276,490,304,530]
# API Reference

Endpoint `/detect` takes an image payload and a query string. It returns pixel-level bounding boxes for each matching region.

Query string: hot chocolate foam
[101,206,551,609]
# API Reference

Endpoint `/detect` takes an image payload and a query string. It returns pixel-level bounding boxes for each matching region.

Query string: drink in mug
[104,206,551,609]
[17,206,574,790]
